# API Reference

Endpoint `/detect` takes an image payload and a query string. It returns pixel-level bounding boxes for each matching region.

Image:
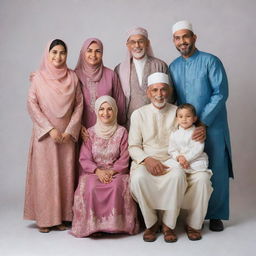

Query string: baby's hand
[177,155,190,169]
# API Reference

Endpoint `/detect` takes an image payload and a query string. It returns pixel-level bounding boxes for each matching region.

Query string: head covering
[147,72,170,86]
[94,95,118,139]
[172,20,193,35]
[119,27,154,102]
[126,27,149,42]
[75,38,104,83]
[33,40,77,118]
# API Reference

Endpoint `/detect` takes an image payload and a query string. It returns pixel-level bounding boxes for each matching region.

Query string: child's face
[176,108,197,129]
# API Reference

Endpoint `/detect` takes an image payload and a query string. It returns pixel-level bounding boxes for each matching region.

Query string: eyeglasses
[127,39,146,46]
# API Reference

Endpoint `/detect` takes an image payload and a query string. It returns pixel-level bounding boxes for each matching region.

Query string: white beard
[152,98,167,109]
[131,48,146,59]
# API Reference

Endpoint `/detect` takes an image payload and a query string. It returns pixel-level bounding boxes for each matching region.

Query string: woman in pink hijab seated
[75,38,126,141]
[70,96,139,238]
[24,39,83,233]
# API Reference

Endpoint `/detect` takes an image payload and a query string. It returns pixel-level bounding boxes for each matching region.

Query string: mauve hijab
[75,38,104,85]
[33,40,77,118]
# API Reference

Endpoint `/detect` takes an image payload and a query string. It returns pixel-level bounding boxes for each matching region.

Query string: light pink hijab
[94,96,118,139]
[119,27,154,101]
[75,38,104,85]
[33,40,77,118]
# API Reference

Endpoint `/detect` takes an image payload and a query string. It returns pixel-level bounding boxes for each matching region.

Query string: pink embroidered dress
[70,96,139,237]
[24,41,83,228]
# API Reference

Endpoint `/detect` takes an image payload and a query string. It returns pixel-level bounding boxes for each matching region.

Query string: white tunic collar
[149,102,170,114]
[178,125,195,131]
[133,55,147,87]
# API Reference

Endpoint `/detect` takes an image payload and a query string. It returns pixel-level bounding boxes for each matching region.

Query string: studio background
[0,0,255,255]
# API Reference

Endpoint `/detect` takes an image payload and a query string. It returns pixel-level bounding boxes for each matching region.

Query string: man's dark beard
[176,44,193,57]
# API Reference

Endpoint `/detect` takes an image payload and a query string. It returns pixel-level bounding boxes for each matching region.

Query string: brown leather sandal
[55,224,68,231]
[162,224,177,243]
[143,222,159,242]
[38,227,50,233]
[185,225,202,241]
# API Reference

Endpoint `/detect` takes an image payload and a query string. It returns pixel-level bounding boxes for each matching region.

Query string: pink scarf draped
[75,38,104,84]
[94,96,118,139]
[33,41,77,118]
[119,27,154,102]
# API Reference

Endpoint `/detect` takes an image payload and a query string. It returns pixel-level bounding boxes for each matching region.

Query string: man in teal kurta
[169,20,233,231]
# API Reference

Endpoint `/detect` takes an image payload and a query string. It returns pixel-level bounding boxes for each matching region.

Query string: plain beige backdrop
[0,0,255,255]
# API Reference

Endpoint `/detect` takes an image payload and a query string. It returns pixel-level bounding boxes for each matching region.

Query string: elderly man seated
[128,72,213,242]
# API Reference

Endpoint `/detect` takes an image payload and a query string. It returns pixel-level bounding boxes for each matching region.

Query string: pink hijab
[33,40,77,118]
[75,38,104,85]
[94,96,118,139]
[119,27,154,101]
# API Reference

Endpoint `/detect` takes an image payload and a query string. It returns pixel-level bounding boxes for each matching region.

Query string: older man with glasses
[115,27,172,128]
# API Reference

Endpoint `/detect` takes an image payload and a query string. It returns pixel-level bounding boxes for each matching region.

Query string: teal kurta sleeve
[200,58,228,127]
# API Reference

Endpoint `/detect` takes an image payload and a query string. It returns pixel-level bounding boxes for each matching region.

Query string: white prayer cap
[148,72,170,87]
[172,20,193,34]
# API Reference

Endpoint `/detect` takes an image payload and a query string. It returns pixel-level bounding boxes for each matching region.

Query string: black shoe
[209,219,224,232]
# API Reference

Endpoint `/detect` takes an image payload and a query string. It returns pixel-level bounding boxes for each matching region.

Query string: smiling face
[173,29,197,58]
[176,108,197,129]
[84,42,103,66]
[48,44,67,68]
[126,34,149,59]
[98,102,115,124]
[147,83,170,109]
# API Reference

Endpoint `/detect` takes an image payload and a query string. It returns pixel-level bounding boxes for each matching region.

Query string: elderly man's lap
[130,164,187,200]
[130,163,186,232]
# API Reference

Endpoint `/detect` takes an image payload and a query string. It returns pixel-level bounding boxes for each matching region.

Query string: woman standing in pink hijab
[70,96,139,237]
[24,39,83,233]
[75,38,126,141]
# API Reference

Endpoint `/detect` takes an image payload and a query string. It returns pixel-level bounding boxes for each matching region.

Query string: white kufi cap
[172,20,193,34]
[148,72,170,86]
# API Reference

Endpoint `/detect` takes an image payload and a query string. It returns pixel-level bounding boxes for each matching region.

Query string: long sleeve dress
[24,74,83,227]
[70,125,139,237]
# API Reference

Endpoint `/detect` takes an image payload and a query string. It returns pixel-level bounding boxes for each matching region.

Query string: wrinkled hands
[192,125,206,142]
[49,128,72,144]
[144,157,169,176]
[177,155,190,169]
[95,169,116,184]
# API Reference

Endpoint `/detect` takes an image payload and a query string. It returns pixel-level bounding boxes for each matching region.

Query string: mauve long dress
[24,77,83,227]
[80,67,126,128]
[70,126,139,237]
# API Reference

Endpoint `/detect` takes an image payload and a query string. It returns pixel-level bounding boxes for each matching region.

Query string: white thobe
[129,103,213,229]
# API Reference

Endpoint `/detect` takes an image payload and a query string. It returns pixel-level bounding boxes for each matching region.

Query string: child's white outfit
[164,125,212,174]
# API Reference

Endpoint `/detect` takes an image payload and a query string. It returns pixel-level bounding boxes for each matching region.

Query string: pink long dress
[24,73,83,228]
[75,38,126,128]
[70,125,139,237]
[80,67,126,128]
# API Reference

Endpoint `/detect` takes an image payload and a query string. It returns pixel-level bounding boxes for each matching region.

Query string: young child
[164,103,212,174]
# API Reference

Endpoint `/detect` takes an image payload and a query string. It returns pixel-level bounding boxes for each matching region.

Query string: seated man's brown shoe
[162,224,177,243]
[185,225,202,241]
[143,222,159,242]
